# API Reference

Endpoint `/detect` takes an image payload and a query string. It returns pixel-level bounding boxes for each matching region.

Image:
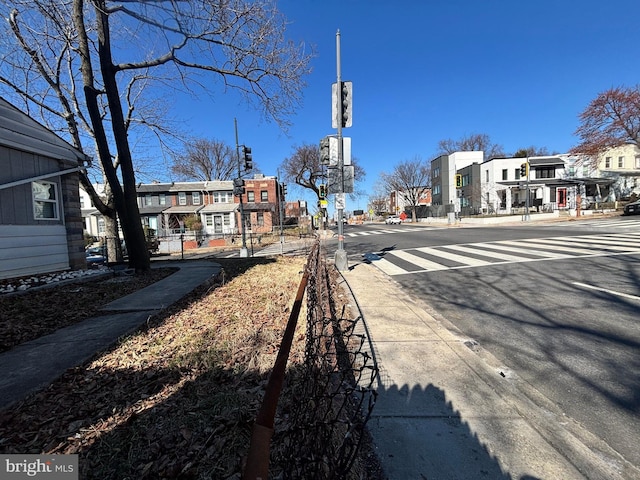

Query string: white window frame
[159,194,166,205]
[178,192,187,205]
[32,180,59,220]
[618,156,624,168]
[192,191,201,205]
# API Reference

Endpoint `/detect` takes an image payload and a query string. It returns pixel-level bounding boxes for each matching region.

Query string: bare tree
[571,85,640,166]
[512,146,551,157]
[380,156,431,222]
[438,133,505,160]
[0,0,312,271]
[280,143,366,199]
[171,138,239,181]
[368,181,389,216]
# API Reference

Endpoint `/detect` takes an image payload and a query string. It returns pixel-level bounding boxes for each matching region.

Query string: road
[327,216,640,471]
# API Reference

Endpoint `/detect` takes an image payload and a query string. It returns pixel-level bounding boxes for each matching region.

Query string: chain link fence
[268,241,379,479]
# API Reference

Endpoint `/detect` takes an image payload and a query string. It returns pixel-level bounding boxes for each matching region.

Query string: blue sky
[157,0,640,211]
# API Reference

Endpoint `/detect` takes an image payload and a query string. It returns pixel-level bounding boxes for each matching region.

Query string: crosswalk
[546,218,640,229]
[364,232,640,276]
[345,227,441,237]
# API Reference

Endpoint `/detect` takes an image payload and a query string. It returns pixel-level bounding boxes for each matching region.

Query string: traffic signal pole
[334,30,348,271]
[235,118,249,257]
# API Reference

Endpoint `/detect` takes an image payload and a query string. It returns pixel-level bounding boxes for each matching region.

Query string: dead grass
[0,256,385,479]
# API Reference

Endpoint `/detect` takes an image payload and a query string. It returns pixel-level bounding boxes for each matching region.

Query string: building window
[515,168,520,179]
[568,166,575,176]
[213,192,231,203]
[433,167,440,178]
[583,165,589,176]
[32,181,58,220]
[192,192,201,205]
[618,156,624,168]
[636,156,640,169]
[144,195,152,206]
[247,191,255,202]
[178,192,187,205]
[502,169,508,181]
[80,196,85,209]
[535,166,555,179]
[257,212,264,226]
[261,190,268,202]
[485,170,489,182]
[159,194,166,205]
[605,157,611,168]
[433,184,441,195]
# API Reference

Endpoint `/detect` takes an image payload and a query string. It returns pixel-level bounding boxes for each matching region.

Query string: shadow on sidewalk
[369,382,541,480]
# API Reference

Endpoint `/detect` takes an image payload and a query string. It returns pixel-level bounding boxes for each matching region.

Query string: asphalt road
[327,216,640,469]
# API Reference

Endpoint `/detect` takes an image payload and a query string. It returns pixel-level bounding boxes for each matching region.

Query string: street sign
[326,136,351,167]
[335,193,345,210]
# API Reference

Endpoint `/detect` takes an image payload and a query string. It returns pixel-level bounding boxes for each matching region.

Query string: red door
[558,188,567,208]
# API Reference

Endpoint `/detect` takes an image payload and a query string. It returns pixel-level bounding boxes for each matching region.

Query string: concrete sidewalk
[341,260,633,480]
[0,260,221,410]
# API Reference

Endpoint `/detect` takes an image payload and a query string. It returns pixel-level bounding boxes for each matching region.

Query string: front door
[214,215,223,234]
[558,188,567,208]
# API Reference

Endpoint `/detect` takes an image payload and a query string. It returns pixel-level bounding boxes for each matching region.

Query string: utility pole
[334,30,348,271]
[525,158,530,222]
[235,118,249,257]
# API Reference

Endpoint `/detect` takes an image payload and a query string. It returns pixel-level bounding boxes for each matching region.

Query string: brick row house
[80,175,294,250]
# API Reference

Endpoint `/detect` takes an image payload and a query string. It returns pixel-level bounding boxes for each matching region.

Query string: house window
[618,156,624,168]
[583,165,589,176]
[605,157,611,168]
[192,192,201,205]
[80,196,85,209]
[178,192,187,205]
[144,195,152,206]
[515,168,521,179]
[159,194,166,205]
[485,170,489,182]
[636,156,640,169]
[535,166,556,179]
[568,166,575,176]
[213,192,231,203]
[502,169,508,181]
[32,181,58,220]
[261,190,268,202]
[98,217,105,234]
[247,191,255,202]
[257,212,264,226]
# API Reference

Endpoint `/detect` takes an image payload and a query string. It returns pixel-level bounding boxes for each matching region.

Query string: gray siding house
[0,97,89,280]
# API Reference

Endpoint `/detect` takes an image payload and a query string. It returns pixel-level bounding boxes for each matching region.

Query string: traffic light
[455,174,462,188]
[280,183,287,200]
[233,178,244,196]
[341,81,352,128]
[243,146,252,171]
[332,81,353,128]
[319,137,330,165]
[520,162,528,178]
[319,184,327,199]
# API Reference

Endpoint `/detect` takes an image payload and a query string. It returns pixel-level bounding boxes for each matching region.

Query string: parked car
[86,250,106,267]
[385,216,402,224]
[623,199,640,215]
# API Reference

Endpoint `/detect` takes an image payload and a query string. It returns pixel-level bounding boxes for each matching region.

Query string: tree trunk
[93,0,149,271]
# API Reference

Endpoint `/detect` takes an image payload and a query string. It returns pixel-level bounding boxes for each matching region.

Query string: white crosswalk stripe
[365,233,640,276]
[345,227,441,237]
[550,219,640,229]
